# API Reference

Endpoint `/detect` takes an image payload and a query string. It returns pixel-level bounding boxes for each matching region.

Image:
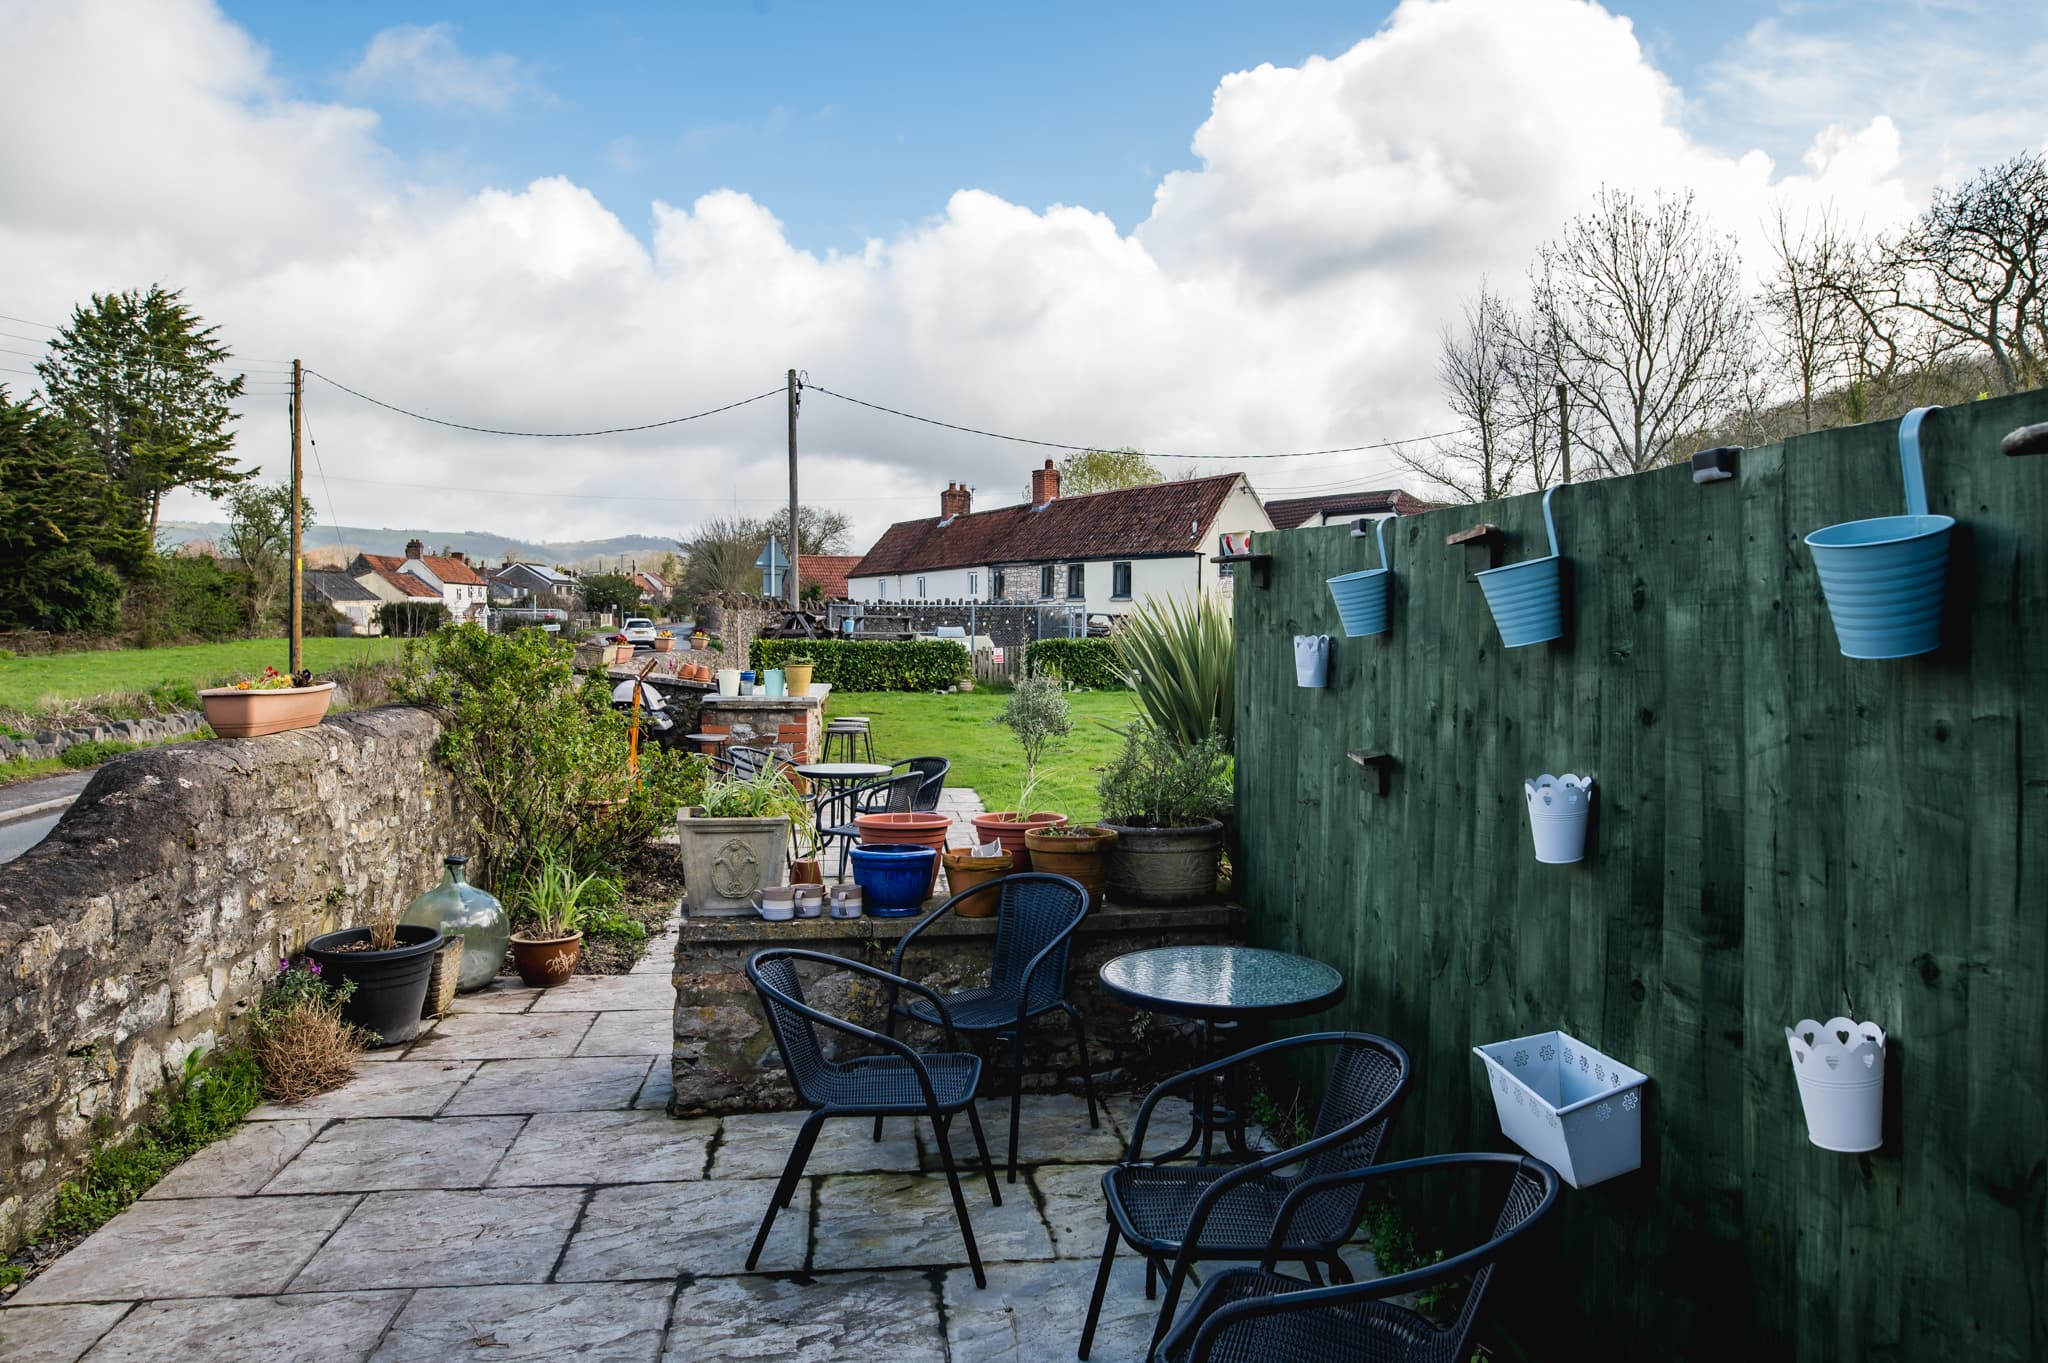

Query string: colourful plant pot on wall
[1326,516,1393,637]
[199,682,335,738]
[1805,407,1952,659]
[850,843,938,916]
[1475,485,1566,648]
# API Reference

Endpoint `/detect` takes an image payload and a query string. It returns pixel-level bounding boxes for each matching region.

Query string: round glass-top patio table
[792,762,893,784]
[1099,946,1346,1161]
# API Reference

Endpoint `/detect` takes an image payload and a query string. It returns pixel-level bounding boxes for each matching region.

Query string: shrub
[376,600,452,636]
[1099,721,1231,828]
[1115,594,1234,749]
[58,738,137,769]
[1026,638,1127,690]
[749,638,969,692]
[248,959,364,1104]
[395,624,707,886]
[119,552,247,645]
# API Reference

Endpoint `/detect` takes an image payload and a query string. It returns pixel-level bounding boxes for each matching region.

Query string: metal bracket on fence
[1346,750,1395,798]
[2002,422,2048,457]
[1211,553,1272,589]
[1690,445,1740,484]
[1446,523,1502,577]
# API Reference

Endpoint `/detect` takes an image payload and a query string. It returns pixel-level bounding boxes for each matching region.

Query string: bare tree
[1882,150,2048,393]
[1399,283,1528,502]
[1529,187,1753,477]
[1760,200,1865,432]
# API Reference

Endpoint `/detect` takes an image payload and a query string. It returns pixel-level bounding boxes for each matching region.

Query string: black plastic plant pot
[305,925,444,1046]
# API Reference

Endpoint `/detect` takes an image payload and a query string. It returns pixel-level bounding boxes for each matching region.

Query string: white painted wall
[846,565,983,601]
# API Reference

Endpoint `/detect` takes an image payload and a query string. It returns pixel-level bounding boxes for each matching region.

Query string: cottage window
[917,576,927,599]
[1066,564,1085,600]
[878,580,889,600]
[1111,561,1132,599]
[1040,564,1056,597]
[968,572,979,596]
[991,570,1005,598]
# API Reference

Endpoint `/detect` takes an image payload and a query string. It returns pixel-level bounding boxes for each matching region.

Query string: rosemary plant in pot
[509,861,616,987]
[306,897,444,1046]
[969,673,1072,869]
[1097,722,1230,906]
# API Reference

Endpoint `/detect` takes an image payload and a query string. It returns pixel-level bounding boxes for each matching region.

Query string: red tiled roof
[420,554,486,586]
[365,566,440,599]
[850,474,1245,577]
[798,555,861,601]
[1262,489,1443,529]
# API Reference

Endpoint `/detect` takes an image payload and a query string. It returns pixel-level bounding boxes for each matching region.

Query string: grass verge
[0,637,403,712]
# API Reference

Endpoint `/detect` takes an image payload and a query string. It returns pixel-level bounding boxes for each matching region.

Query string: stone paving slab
[289,1188,584,1293]
[557,1179,805,1281]
[248,1060,480,1121]
[0,1304,129,1363]
[636,1063,676,1111]
[811,1172,1053,1273]
[924,1095,1125,1171]
[441,1056,655,1115]
[661,1271,946,1363]
[1027,1164,1119,1260]
[260,1115,527,1194]
[489,1110,716,1187]
[530,973,678,1013]
[945,1258,1163,1363]
[450,980,542,1014]
[143,1119,319,1199]
[78,1290,406,1363]
[12,1195,359,1304]
[358,1020,434,1060]
[372,1281,675,1362]
[408,1011,596,1059]
[575,1009,673,1056]
[709,1112,922,1179]
[630,935,678,975]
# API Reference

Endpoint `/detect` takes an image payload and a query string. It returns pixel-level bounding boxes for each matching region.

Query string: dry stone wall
[0,707,472,1252]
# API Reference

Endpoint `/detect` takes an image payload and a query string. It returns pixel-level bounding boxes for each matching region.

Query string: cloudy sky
[0,0,2040,552]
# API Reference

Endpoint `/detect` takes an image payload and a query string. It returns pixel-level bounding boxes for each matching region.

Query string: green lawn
[0,638,404,711]
[825,689,1136,824]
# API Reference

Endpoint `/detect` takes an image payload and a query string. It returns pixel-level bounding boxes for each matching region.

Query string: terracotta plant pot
[199,681,336,739]
[1023,824,1118,908]
[854,811,953,898]
[510,931,582,987]
[791,858,824,886]
[969,811,1068,871]
[941,848,1012,913]
[783,662,815,696]
[653,637,675,652]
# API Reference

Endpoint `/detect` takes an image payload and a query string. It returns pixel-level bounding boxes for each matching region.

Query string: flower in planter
[231,666,296,692]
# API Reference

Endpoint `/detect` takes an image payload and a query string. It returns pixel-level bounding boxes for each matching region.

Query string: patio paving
[0,916,1294,1363]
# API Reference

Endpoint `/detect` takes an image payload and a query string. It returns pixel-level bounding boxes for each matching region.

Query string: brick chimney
[939,481,973,521]
[1030,459,1060,508]
[449,551,467,565]
[405,538,424,561]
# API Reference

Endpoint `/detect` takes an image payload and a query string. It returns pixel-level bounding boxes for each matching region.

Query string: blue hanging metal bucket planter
[1804,407,1952,660]
[1475,486,1565,648]
[1326,517,1394,637]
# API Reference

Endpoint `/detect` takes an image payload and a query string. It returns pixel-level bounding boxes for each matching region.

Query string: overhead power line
[304,369,784,438]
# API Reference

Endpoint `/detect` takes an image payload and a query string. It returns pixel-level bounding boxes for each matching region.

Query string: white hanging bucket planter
[1293,634,1330,688]
[1326,517,1393,637]
[1475,485,1565,647]
[1473,1029,1647,1189]
[1785,1017,1886,1152]
[1525,773,1593,864]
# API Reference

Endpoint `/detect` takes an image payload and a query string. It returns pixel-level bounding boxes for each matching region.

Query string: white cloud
[0,0,2006,553]
[343,22,543,113]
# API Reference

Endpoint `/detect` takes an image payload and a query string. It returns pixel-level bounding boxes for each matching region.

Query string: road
[0,770,91,864]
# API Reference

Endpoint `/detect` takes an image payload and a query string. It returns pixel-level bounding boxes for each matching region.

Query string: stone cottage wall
[0,708,472,1253]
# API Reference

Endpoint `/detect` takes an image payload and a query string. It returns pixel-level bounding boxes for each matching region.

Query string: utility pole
[289,358,304,675]
[786,368,801,608]
[1556,382,1572,485]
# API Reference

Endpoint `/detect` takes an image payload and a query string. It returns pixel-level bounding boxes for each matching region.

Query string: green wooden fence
[1233,391,2046,1361]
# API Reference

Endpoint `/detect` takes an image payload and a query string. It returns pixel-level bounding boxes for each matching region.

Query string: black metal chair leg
[963,1099,1002,1207]
[747,1109,822,1269]
[873,1010,903,1143]
[1006,1027,1026,1183]
[1145,1255,1156,1298]
[1149,1253,1197,1358]
[1065,1002,1100,1129]
[1301,1258,1325,1286]
[1078,1220,1120,1360]
[1326,1253,1353,1284]
[928,1104,986,1289]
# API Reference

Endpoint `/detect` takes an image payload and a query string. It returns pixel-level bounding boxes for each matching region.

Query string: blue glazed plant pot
[849,843,938,917]
[1804,514,1953,659]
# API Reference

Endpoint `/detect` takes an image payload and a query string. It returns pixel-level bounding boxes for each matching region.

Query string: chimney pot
[940,481,973,520]
[1030,460,1061,507]
[405,538,424,561]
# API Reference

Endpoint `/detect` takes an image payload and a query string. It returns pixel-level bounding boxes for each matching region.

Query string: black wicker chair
[878,872,1099,1183]
[891,756,951,811]
[1150,1153,1562,1363]
[814,770,924,878]
[1078,1031,1412,1359]
[744,948,1003,1287]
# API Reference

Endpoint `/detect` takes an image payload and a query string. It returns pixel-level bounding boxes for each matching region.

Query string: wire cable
[303,370,783,438]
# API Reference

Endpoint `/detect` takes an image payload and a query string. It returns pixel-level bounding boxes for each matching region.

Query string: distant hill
[156,522,678,571]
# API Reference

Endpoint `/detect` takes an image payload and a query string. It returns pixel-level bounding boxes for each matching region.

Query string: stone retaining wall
[0,707,472,1253]
[0,709,210,765]
[669,903,1244,1114]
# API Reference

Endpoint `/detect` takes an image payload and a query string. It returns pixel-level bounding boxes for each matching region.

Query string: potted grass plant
[306,897,444,1046]
[509,860,618,987]
[970,673,1071,869]
[1097,722,1230,906]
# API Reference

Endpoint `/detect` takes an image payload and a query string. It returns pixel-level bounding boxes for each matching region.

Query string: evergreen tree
[0,388,147,632]
[35,285,250,537]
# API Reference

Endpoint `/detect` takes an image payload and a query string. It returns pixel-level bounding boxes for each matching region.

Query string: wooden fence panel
[1232,391,2048,1361]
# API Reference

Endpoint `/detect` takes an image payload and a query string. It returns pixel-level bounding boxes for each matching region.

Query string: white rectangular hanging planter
[1786,1017,1885,1152]
[1293,634,1330,688]
[1473,1029,1647,1188]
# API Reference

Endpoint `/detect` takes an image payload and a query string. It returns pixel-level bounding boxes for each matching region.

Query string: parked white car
[621,617,656,644]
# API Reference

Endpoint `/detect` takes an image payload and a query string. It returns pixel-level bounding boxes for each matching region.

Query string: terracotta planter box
[969,811,1067,871]
[199,681,336,738]
[1023,824,1117,908]
[854,811,952,898]
[941,848,1013,913]
[652,637,675,653]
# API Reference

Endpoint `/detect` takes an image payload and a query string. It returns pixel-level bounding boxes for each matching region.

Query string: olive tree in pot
[306,898,444,1047]
[969,673,1072,869]
[1098,722,1231,906]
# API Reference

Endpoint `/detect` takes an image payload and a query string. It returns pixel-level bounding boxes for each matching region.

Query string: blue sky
[224,0,1794,252]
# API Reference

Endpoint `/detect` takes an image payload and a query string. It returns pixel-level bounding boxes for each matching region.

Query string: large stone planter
[677,810,791,916]
[1100,818,1224,906]
[199,681,335,738]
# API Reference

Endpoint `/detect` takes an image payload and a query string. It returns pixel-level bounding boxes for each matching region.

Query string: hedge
[1025,638,1129,690]
[749,638,970,692]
